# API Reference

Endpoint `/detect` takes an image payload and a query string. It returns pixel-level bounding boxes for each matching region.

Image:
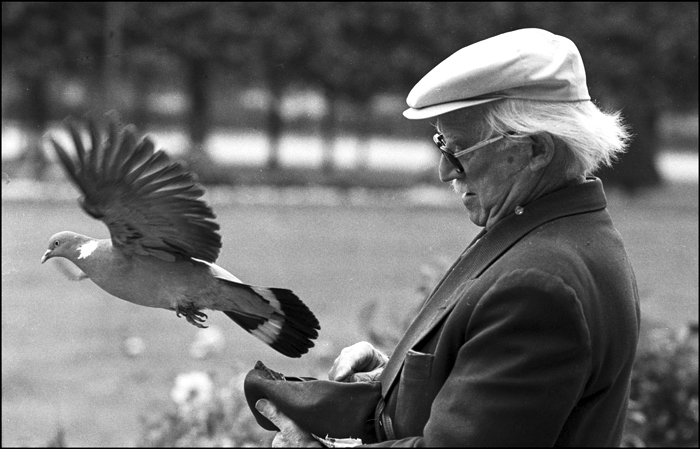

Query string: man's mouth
[461,192,477,205]
[451,181,471,195]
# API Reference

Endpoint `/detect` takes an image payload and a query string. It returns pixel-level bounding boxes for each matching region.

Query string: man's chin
[461,198,486,227]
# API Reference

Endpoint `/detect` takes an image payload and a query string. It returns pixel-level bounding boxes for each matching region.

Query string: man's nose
[438,156,462,183]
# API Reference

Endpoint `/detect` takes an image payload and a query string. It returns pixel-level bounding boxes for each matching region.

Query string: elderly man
[255,28,641,447]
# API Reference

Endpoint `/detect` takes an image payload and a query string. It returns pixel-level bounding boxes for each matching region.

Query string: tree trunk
[186,56,209,158]
[355,99,373,169]
[596,87,663,195]
[265,82,283,171]
[19,74,50,180]
[132,65,153,129]
[102,1,125,111]
[320,91,337,174]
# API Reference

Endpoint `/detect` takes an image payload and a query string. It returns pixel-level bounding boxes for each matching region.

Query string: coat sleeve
[366,268,592,447]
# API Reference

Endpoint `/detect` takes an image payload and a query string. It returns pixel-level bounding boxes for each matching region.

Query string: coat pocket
[402,349,434,380]
[393,350,437,436]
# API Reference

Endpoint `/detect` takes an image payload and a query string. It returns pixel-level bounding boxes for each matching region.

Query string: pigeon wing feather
[51,117,222,263]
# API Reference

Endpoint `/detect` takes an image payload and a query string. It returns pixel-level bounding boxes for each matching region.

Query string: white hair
[480,99,632,177]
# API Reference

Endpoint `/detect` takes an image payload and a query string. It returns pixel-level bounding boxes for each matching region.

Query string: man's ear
[527,133,555,171]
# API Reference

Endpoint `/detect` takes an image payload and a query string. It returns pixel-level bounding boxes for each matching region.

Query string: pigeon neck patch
[77,240,99,259]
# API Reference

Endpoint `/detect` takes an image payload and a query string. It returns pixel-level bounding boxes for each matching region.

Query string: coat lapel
[379,178,608,396]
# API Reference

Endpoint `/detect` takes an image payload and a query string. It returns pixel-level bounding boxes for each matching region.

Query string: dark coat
[371,178,641,447]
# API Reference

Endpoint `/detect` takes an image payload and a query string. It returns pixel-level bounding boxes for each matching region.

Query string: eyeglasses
[433,132,513,173]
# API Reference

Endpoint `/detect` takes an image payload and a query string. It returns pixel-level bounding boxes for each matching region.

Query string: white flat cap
[404,28,590,120]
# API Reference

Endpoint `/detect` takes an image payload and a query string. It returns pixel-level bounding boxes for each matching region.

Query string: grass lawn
[1,182,698,446]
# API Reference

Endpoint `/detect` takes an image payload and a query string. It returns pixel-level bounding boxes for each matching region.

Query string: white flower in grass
[171,371,215,408]
[189,326,225,359]
[122,336,145,357]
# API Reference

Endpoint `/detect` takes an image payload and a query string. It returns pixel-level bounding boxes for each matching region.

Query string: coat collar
[466,176,607,279]
[379,177,608,396]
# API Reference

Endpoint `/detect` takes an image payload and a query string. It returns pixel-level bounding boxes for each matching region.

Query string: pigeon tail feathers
[221,284,320,358]
[46,115,322,359]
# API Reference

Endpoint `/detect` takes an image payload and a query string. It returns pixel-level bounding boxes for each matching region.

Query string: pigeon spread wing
[51,117,221,263]
[48,116,321,357]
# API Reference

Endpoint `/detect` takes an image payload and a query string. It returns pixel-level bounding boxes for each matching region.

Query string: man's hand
[255,399,322,448]
[328,341,389,382]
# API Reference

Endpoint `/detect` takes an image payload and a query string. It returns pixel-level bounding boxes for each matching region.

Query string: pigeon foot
[175,304,209,328]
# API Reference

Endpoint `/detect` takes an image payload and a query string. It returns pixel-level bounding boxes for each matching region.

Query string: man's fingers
[328,342,375,381]
[329,342,388,382]
[329,359,354,382]
[256,399,321,448]
[349,367,384,382]
[256,399,272,415]
[256,399,304,432]
[256,399,285,427]
[349,372,373,382]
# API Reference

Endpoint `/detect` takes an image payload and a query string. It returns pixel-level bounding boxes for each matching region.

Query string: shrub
[622,321,699,447]
[138,371,271,447]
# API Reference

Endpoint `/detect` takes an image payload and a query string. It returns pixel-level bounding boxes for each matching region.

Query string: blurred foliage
[622,321,699,447]
[2,2,698,188]
[138,371,271,447]
[359,257,452,354]
[134,323,697,447]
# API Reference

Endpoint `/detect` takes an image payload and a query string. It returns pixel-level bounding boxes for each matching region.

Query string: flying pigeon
[41,116,320,358]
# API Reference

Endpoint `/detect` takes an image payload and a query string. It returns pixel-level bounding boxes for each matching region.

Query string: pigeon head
[41,231,93,264]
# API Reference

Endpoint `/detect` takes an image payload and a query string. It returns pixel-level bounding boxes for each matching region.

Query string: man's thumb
[256,399,275,421]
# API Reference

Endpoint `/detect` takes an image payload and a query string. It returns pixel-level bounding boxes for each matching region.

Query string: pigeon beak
[41,250,52,264]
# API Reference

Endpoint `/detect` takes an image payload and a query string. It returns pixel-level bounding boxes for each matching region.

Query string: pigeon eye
[54,240,60,247]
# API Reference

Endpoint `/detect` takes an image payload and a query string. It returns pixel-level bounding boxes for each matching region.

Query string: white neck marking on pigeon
[77,240,99,259]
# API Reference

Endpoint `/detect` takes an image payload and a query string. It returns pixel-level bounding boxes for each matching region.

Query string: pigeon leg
[175,304,209,328]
